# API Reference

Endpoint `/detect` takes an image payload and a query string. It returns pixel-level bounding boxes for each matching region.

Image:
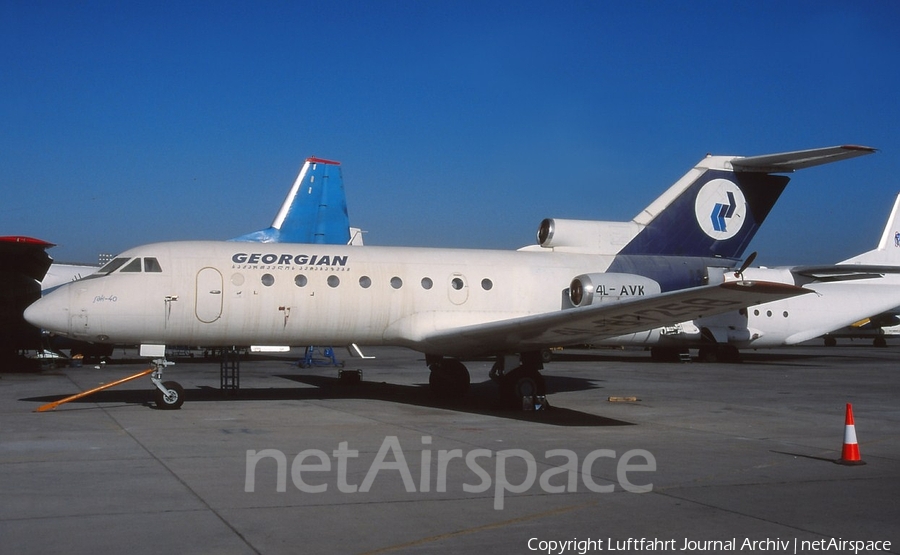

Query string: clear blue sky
[3,1,899,266]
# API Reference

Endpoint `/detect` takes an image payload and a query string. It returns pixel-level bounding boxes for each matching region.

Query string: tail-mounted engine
[537,218,641,254]
[568,273,662,308]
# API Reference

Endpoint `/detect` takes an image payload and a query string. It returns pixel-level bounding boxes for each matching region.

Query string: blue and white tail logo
[694,179,747,240]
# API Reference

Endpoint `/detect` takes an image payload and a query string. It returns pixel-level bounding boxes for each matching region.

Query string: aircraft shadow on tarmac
[23,371,632,427]
[23,344,889,421]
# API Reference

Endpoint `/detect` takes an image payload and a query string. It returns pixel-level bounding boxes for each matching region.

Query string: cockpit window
[97,257,131,275]
[144,257,162,272]
[84,255,163,279]
[121,258,143,272]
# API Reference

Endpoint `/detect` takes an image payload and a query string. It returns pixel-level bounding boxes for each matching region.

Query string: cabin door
[195,267,223,323]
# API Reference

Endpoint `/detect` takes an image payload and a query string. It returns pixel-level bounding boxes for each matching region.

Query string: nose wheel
[150,359,184,410]
[154,380,184,409]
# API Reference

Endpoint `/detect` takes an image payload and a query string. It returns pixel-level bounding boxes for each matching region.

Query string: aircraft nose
[24,294,67,334]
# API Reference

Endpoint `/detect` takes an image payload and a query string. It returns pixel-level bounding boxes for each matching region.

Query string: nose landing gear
[150,358,184,410]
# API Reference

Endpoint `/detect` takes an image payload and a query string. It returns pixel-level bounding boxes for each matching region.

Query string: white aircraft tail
[841,193,900,266]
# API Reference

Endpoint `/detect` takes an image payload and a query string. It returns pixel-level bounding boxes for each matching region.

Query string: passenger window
[481,278,493,291]
[144,258,162,272]
[421,277,433,290]
[295,275,308,287]
[328,276,340,288]
[391,277,403,289]
[261,274,275,286]
[359,276,372,288]
[121,258,143,272]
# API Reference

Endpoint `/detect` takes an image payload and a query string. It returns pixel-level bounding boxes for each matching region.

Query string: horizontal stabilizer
[730,145,876,173]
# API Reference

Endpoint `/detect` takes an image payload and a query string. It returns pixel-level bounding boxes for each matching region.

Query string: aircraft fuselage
[26,241,726,356]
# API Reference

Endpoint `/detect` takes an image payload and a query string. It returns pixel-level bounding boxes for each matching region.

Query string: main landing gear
[426,355,470,399]
[426,351,547,408]
[149,358,184,410]
[696,344,741,363]
[492,351,547,408]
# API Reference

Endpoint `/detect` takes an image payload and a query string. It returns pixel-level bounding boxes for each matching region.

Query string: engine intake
[569,273,662,308]
[536,218,641,254]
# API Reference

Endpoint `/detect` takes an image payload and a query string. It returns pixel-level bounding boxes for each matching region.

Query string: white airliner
[821,193,900,347]
[596,192,900,361]
[24,146,874,408]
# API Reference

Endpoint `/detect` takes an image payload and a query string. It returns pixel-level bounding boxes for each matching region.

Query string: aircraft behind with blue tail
[231,157,362,246]
[24,145,874,408]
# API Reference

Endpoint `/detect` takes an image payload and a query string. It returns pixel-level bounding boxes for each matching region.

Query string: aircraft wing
[420,281,809,355]
[792,265,900,282]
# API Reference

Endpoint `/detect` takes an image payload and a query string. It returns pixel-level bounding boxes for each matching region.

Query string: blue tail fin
[231,157,351,245]
[617,162,788,259]
[531,146,875,260]
[618,145,875,259]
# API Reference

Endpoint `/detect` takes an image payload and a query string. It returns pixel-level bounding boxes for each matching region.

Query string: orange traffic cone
[835,403,866,466]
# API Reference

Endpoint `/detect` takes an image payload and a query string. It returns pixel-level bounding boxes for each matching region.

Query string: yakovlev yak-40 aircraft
[24,145,874,408]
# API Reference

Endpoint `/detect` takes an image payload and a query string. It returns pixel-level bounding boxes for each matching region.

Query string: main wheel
[428,359,470,399]
[540,348,553,363]
[513,375,539,399]
[499,367,546,408]
[155,381,185,410]
[718,345,742,363]
[698,346,717,362]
